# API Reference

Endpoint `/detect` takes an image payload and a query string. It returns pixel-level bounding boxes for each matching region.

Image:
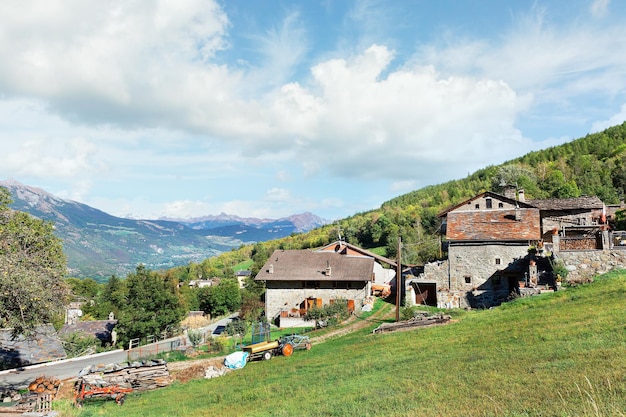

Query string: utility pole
[396,236,401,322]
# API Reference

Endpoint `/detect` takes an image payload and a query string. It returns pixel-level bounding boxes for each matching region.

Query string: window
[303,280,320,289]
[495,258,501,265]
[464,275,472,284]
[486,198,492,209]
[498,202,504,208]
[475,203,480,209]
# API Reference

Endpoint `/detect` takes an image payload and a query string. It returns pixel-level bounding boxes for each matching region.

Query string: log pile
[78,359,172,391]
[28,375,61,396]
[0,376,59,414]
[372,312,451,334]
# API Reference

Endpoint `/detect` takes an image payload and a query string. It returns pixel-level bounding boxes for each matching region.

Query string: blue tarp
[224,351,249,369]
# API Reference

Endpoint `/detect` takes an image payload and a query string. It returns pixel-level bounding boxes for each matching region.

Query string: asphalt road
[0,314,236,389]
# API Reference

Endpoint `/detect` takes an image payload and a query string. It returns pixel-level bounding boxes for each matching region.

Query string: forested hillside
[168,122,626,281]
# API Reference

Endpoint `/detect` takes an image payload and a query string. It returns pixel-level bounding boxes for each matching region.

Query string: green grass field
[61,271,626,416]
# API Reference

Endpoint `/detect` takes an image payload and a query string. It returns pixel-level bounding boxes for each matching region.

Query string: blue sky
[1,0,625,221]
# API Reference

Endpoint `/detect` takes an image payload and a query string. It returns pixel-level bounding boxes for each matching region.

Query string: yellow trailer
[242,339,294,361]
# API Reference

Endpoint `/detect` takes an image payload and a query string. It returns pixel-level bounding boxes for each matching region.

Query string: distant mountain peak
[0,179,329,278]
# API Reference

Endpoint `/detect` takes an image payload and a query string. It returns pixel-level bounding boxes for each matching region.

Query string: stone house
[526,195,607,250]
[412,189,615,309]
[418,191,541,308]
[255,249,375,326]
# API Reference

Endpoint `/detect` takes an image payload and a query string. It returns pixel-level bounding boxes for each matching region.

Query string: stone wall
[558,249,626,283]
[265,280,369,321]
[447,243,528,292]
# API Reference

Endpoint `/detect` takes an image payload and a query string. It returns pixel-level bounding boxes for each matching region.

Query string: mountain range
[0,179,327,280]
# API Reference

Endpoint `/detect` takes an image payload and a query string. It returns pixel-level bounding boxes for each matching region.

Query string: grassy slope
[67,272,626,417]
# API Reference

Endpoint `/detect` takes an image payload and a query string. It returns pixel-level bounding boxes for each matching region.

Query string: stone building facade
[412,190,620,309]
[255,249,375,325]
[411,191,541,308]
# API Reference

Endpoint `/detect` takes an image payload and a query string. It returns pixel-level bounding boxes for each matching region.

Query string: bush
[551,259,569,282]
[208,335,228,353]
[187,329,204,347]
[303,301,350,328]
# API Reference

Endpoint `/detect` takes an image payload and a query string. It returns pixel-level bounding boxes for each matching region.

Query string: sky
[1,0,626,221]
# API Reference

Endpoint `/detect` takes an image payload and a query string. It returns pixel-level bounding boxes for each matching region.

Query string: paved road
[0,314,236,389]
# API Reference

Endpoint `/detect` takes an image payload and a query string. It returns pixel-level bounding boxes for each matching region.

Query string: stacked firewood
[78,359,172,392]
[372,312,451,334]
[28,375,61,396]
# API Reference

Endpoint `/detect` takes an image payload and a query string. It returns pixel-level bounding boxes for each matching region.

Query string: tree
[115,265,185,348]
[0,187,69,338]
[198,279,241,317]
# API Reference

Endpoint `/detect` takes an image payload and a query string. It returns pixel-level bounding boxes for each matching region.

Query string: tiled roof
[255,250,375,282]
[0,325,67,370]
[446,208,541,241]
[527,196,604,210]
[59,320,117,343]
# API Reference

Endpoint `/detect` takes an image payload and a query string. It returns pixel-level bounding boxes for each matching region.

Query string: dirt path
[308,302,395,345]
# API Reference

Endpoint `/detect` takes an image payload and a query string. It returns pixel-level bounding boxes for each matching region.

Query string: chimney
[518,189,525,203]
[326,261,331,276]
[503,185,516,200]
[268,264,273,274]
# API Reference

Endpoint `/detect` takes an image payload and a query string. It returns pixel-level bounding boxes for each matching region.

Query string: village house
[411,188,617,309]
[235,270,251,288]
[255,248,377,327]
[315,240,397,296]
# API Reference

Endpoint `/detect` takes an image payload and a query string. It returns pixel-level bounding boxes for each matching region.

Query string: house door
[413,283,437,306]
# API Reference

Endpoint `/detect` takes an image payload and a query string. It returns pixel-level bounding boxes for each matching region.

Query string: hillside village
[3,125,626,414]
[4,184,626,372]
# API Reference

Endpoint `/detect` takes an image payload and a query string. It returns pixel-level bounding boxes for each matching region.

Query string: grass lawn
[58,271,626,416]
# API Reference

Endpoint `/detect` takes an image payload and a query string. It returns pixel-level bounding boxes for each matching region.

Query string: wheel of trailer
[305,342,312,350]
[263,351,272,360]
[74,400,83,409]
[116,394,125,406]
[281,343,294,357]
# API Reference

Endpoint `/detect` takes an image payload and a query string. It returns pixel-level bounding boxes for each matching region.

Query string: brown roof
[446,208,541,241]
[527,196,604,210]
[316,241,397,267]
[255,250,375,282]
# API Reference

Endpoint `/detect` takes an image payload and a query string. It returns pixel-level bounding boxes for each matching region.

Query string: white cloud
[415,7,626,100]
[264,188,291,202]
[590,0,610,18]
[591,103,626,133]
[391,180,417,193]
[161,200,215,219]
[2,137,98,178]
[258,45,532,183]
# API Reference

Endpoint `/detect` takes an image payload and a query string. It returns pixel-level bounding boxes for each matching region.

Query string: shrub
[187,329,204,347]
[303,301,350,328]
[551,259,569,282]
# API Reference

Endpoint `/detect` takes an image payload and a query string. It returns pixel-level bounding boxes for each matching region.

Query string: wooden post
[396,237,401,322]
